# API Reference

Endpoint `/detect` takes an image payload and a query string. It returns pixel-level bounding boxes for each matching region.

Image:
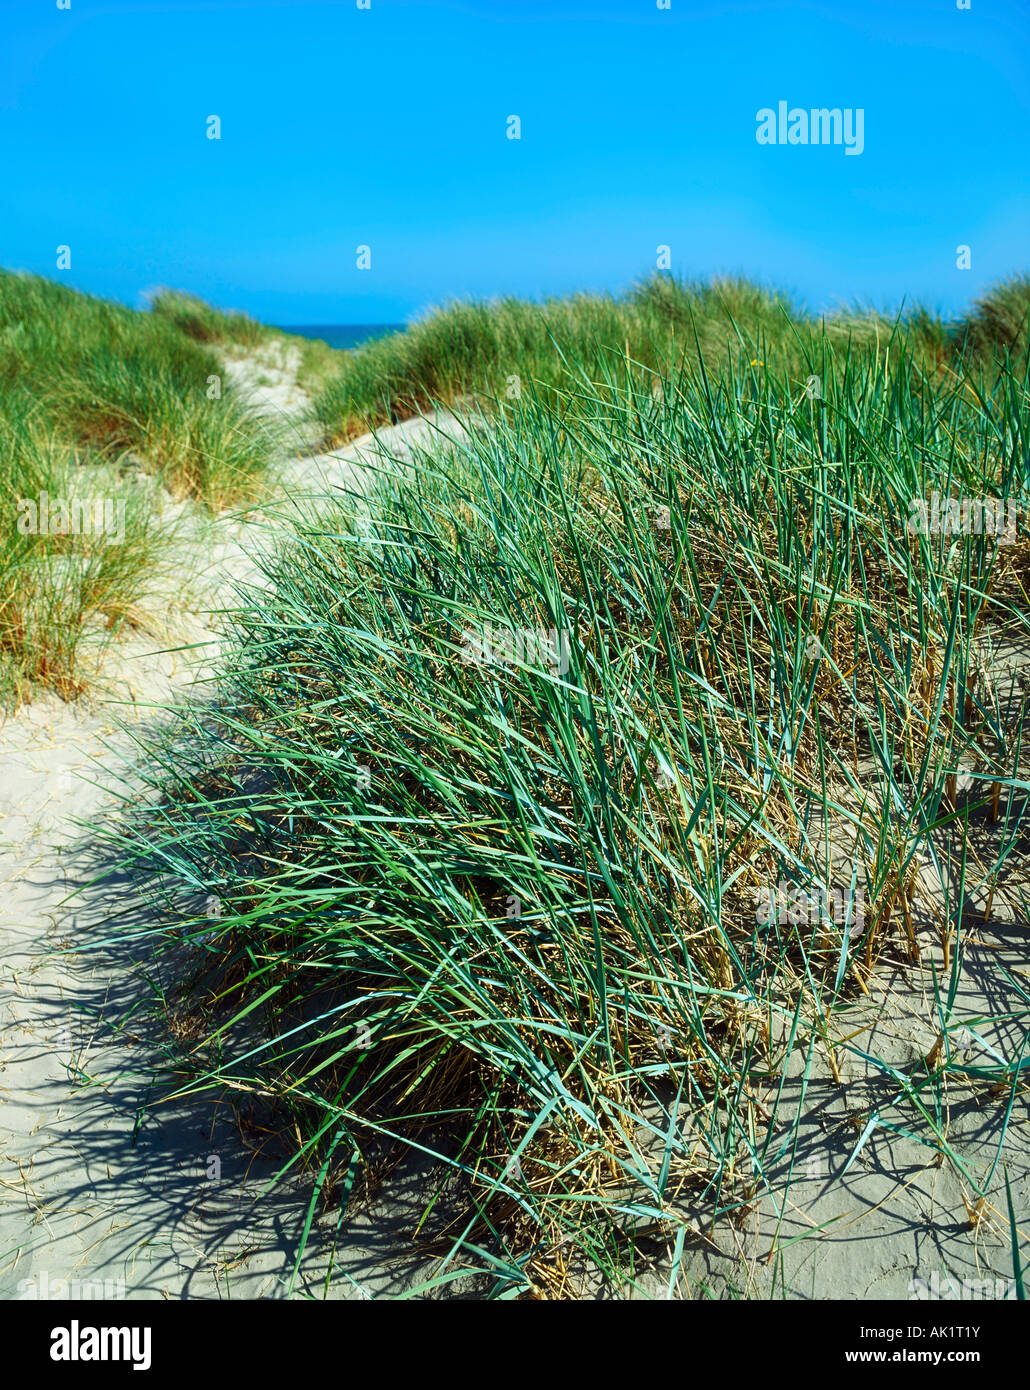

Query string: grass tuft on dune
[311,272,1030,445]
[102,307,1030,1295]
[0,270,280,701]
[149,287,344,397]
[0,270,278,507]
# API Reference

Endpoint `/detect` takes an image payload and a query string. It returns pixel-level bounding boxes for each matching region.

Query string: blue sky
[2,0,1027,325]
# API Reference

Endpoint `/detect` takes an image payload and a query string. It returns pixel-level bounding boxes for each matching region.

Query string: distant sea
[277,324,404,351]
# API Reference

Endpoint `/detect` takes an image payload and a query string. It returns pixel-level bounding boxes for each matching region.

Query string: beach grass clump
[103,320,1030,1294]
[147,289,274,350]
[46,343,279,510]
[0,269,278,508]
[310,273,957,445]
[957,275,1030,359]
[0,269,283,701]
[0,387,165,703]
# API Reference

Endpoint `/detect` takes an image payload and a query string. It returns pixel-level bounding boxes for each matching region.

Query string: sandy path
[0,347,471,1302]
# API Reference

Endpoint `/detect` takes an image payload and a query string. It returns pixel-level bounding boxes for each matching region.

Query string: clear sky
[2,0,1027,325]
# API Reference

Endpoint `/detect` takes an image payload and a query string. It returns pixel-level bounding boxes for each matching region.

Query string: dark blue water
[277,324,404,351]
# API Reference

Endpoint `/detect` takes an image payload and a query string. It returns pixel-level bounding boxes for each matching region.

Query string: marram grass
[0,270,281,701]
[96,314,1030,1296]
[311,271,1030,445]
